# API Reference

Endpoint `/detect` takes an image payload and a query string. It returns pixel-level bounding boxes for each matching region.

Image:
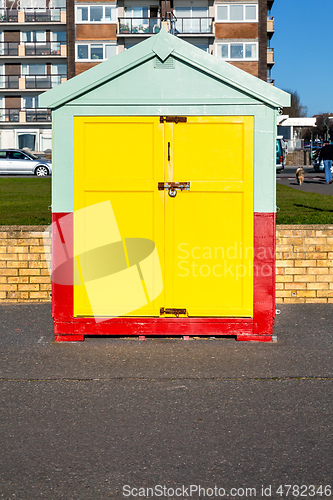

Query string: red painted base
[54,334,85,342]
[53,317,273,342]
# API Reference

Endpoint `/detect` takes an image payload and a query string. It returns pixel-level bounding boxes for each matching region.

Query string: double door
[73,116,254,318]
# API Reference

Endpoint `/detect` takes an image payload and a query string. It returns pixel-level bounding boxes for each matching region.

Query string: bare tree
[282,90,307,117]
[312,114,333,142]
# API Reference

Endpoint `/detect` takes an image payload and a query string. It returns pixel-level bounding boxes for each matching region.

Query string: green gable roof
[39,28,290,109]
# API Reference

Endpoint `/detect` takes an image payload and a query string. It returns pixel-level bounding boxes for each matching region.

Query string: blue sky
[272,0,332,117]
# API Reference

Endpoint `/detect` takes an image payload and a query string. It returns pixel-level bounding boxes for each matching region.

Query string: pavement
[277,166,333,195]
[0,303,332,499]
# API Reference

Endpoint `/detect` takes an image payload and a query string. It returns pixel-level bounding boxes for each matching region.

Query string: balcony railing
[0,42,67,56]
[0,108,51,122]
[0,108,19,121]
[0,8,66,22]
[118,16,214,34]
[0,74,67,89]
[24,74,66,89]
[267,16,274,32]
[0,42,19,56]
[25,108,51,122]
[174,17,214,34]
[267,47,274,64]
[118,17,161,34]
[0,75,19,88]
[0,9,18,22]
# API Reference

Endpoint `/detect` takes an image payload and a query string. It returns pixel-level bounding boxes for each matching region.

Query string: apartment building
[68,0,275,81]
[0,0,66,150]
[0,0,275,150]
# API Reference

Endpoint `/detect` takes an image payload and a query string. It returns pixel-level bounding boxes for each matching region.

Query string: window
[186,38,209,52]
[125,6,149,18]
[22,95,39,108]
[51,31,66,42]
[22,64,47,75]
[18,134,36,151]
[20,0,46,8]
[22,31,46,42]
[41,135,52,151]
[76,42,117,61]
[216,42,258,60]
[51,63,66,75]
[216,3,258,22]
[76,4,117,23]
[9,151,29,160]
[50,0,66,7]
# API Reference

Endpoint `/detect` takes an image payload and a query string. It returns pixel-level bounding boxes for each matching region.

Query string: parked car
[276,136,285,172]
[312,147,324,172]
[0,149,52,176]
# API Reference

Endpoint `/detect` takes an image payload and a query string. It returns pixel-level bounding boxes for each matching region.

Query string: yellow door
[164,116,254,317]
[73,116,254,319]
[73,117,164,318]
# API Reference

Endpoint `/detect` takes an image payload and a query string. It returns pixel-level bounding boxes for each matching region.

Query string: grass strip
[276,184,333,224]
[0,177,51,225]
[0,178,332,226]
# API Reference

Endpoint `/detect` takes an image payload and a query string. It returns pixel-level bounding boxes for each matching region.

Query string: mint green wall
[52,103,276,214]
[51,108,74,214]
[73,57,259,106]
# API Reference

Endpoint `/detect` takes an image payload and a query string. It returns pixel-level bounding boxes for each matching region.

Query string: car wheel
[35,165,49,177]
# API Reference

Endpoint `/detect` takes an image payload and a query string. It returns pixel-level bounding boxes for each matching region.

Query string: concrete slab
[0,303,332,380]
[0,303,332,499]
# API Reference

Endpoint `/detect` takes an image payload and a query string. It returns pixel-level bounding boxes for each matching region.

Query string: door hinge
[160,308,188,317]
[159,116,187,124]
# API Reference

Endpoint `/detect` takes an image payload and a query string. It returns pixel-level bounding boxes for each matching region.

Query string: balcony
[267,47,274,64]
[174,17,214,34]
[118,16,214,35]
[0,74,67,90]
[267,16,274,33]
[0,8,66,23]
[0,42,67,57]
[118,17,161,34]
[0,108,51,123]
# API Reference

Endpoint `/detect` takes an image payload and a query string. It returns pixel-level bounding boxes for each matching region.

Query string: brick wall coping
[276,225,333,230]
[0,226,49,231]
[1,224,333,231]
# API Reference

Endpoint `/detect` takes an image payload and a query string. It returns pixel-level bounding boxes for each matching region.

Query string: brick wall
[0,226,51,302]
[215,23,258,39]
[228,61,259,77]
[76,24,117,40]
[276,225,333,304]
[0,225,332,304]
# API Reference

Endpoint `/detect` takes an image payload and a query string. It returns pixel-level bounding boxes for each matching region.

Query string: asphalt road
[277,166,333,195]
[0,303,332,499]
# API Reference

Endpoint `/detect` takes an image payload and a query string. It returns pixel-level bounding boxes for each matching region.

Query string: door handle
[168,142,170,161]
[158,182,190,191]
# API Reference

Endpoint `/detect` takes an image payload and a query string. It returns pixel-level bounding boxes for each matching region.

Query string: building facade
[0,0,66,150]
[0,0,275,150]
[68,0,275,81]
